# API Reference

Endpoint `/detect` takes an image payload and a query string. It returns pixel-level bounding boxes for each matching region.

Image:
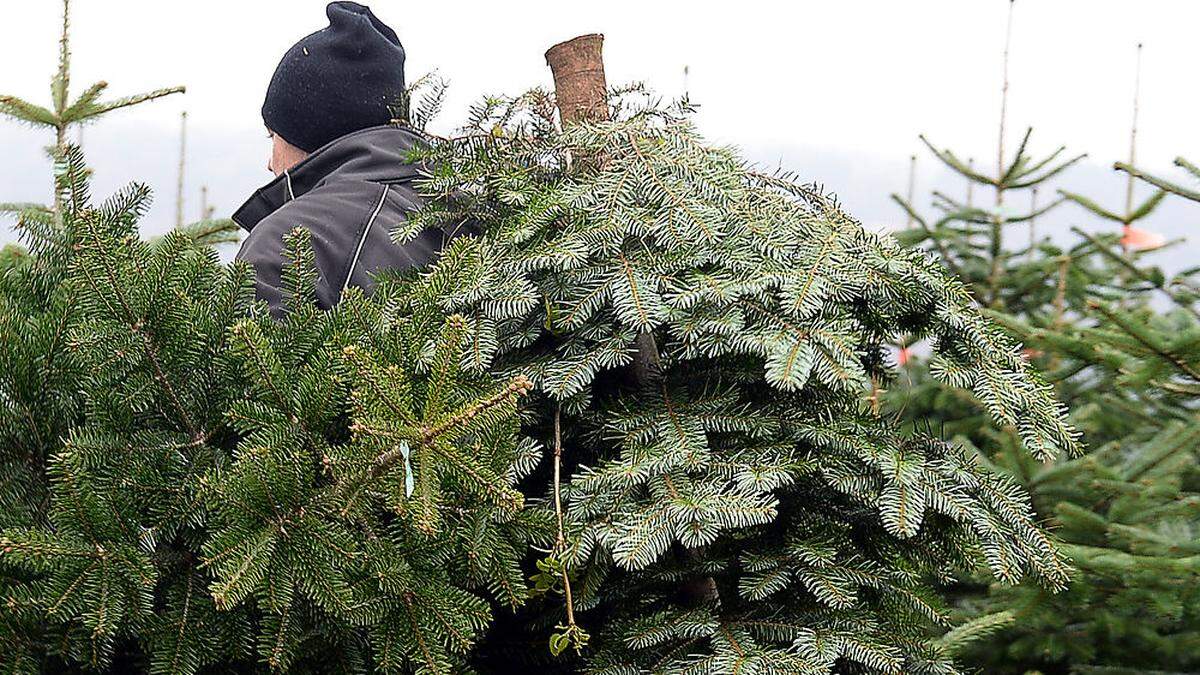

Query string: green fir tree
[949,157,1200,672]
[0,146,546,673]
[0,0,236,248]
[888,17,1200,670]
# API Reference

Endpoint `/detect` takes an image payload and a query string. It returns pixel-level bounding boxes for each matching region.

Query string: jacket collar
[232,124,427,232]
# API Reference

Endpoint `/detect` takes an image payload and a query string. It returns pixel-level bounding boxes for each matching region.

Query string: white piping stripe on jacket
[284,169,296,201]
[342,184,390,293]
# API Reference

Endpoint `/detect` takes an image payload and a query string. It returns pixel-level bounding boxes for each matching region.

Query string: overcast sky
[2,1,1198,257]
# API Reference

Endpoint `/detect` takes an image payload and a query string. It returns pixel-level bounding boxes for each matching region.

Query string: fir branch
[1072,227,1200,319]
[1115,160,1200,203]
[1175,156,1200,181]
[0,95,56,127]
[342,366,532,502]
[74,218,201,438]
[1086,300,1200,382]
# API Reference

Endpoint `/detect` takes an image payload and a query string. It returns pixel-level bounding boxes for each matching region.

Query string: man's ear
[270,130,310,177]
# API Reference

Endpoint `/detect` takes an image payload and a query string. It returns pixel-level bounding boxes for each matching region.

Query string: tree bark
[545,34,609,124]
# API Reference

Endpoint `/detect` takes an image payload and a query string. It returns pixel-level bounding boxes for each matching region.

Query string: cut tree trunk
[546,33,660,389]
[545,34,609,124]
[545,33,718,609]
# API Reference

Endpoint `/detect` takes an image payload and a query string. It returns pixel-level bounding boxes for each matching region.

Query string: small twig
[905,155,916,228]
[1124,43,1143,221]
[1044,255,1072,374]
[966,158,976,208]
[553,406,578,629]
[868,376,883,416]
[1051,256,1070,328]
[1027,187,1038,260]
[997,0,1015,186]
[989,0,1016,307]
[176,111,187,229]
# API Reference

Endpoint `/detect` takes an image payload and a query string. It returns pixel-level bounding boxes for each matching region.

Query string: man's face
[267,130,308,177]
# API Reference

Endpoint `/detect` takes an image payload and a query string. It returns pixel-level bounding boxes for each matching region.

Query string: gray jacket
[232,125,470,313]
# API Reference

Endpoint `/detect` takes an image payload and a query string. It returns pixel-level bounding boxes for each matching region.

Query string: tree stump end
[545,34,609,123]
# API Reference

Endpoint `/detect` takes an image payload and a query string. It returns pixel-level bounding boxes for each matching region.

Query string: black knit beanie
[262,2,405,153]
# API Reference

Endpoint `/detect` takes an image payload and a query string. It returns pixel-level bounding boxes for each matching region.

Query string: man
[233,1,469,313]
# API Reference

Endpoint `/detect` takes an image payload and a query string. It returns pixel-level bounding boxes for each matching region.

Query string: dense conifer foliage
[0,4,1088,671]
[891,110,1200,671]
[0,81,1083,672]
